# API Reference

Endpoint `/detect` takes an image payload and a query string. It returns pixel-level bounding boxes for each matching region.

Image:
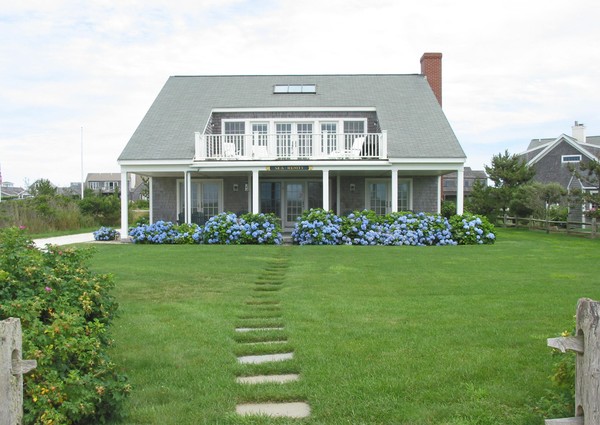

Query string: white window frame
[562,154,582,163]
[398,178,413,212]
[220,118,368,135]
[365,178,390,215]
[176,179,224,216]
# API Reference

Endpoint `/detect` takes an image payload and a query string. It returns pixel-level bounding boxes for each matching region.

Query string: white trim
[336,175,341,215]
[389,157,466,164]
[252,170,259,214]
[119,160,193,166]
[561,154,583,163]
[437,175,442,214]
[527,135,597,166]
[456,168,464,214]
[391,169,398,213]
[322,169,330,211]
[149,177,154,224]
[120,171,129,238]
[212,107,376,113]
[365,178,391,214]
[398,178,413,211]
[176,178,224,218]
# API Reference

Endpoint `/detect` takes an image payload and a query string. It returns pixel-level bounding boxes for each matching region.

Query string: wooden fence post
[1,318,37,425]
[546,298,600,424]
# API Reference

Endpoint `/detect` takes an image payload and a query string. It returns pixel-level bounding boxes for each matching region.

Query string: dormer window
[273,84,316,94]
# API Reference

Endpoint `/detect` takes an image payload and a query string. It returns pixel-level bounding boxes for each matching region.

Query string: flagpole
[80,126,84,199]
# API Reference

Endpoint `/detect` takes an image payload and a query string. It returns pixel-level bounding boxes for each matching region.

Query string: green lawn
[87,229,600,425]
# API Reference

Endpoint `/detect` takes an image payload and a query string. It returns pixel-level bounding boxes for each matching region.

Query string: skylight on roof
[273,84,316,94]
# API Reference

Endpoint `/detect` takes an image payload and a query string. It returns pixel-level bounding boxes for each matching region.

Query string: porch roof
[119,74,465,162]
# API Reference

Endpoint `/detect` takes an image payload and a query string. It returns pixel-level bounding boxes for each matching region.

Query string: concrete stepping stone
[235,327,284,332]
[236,373,299,384]
[237,352,293,364]
[236,402,310,418]
[239,339,287,345]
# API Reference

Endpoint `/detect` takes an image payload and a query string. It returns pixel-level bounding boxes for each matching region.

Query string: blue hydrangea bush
[128,220,202,244]
[203,212,282,244]
[292,208,495,246]
[93,226,120,241]
[128,213,281,245]
[449,213,496,245]
[291,209,343,245]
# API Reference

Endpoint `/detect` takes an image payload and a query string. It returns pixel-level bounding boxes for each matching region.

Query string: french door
[366,179,389,215]
[260,180,323,228]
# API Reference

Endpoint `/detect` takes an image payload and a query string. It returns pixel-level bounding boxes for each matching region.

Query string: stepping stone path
[233,250,311,419]
[236,402,311,418]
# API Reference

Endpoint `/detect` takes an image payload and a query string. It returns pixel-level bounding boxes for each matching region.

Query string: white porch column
[149,177,154,224]
[390,168,398,213]
[322,169,330,211]
[185,171,192,223]
[120,170,129,239]
[456,167,464,215]
[437,175,442,214]
[252,169,259,214]
[336,174,341,215]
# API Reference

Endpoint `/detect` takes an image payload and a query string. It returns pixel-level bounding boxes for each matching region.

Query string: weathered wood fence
[1,318,37,425]
[546,298,600,424]
[498,216,598,238]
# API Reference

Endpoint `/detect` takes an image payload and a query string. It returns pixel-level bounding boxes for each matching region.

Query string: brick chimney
[420,52,442,107]
[572,121,586,143]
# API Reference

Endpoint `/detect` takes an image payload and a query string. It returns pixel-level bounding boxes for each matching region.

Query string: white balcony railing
[194,131,387,161]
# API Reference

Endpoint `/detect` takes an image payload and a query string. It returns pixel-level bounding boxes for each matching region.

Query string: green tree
[509,182,566,219]
[79,191,121,225]
[569,158,600,218]
[466,180,495,218]
[485,150,536,214]
[28,178,57,197]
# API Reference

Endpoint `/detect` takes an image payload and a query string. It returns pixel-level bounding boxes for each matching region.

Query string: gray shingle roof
[119,74,465,161]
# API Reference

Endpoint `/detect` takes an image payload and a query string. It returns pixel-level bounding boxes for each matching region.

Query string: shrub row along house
[117,53,467,237]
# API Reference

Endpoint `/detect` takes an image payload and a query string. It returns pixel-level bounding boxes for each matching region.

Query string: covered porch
[119,161,465,237]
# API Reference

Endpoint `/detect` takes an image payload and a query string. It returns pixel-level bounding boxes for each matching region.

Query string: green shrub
[448,213,496,244]
[441,200,456,218]
[79,193,120,226]
[535,328,576,419]
[0,227,129,424]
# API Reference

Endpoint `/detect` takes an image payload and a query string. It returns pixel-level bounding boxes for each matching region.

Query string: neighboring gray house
[519,121,600,220]
[442,167,487,203]
[117,52,467,236]
[86,173,122,194]
[0,182,30,199]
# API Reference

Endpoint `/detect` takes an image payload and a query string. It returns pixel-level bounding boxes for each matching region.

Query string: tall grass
[0,197,96,233]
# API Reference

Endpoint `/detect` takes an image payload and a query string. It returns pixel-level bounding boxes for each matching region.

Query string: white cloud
[1,0,600,187]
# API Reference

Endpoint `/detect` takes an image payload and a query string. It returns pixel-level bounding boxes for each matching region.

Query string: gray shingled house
[117,53,466,237]
[519,121,600,221]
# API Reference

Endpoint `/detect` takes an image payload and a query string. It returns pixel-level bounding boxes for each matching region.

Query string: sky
[1,0,599,188]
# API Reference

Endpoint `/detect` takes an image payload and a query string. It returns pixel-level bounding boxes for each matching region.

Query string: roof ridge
[169,74,424,78]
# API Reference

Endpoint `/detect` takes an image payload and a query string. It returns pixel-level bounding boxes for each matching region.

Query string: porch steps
[233,250,310,419]
[282,232,293,245]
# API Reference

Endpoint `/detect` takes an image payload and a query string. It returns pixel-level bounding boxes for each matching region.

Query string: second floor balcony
[194,131,388,161]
